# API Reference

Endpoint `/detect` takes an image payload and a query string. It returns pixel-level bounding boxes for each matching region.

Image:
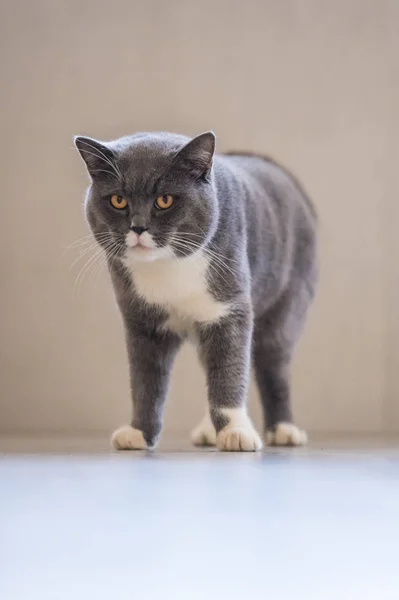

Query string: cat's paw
[191,413,217,447]
[266,422,308,446]
[111,425,147,450]
[217,426,263,452]
[217,408,263,452]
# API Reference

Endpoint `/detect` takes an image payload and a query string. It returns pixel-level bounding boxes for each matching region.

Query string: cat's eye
[110,195,128,210]
[155,194,174,210]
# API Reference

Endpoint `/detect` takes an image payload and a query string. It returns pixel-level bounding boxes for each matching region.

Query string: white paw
[191,412,217,447]
[217,426,263,451]
[111,425,148,450]
[216,408,263,452]
[266,422,308,446]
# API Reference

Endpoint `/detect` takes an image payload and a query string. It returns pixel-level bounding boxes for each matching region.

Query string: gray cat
[75,131,317,452]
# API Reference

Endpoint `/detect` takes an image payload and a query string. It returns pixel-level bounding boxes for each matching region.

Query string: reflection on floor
[1,435,399,600]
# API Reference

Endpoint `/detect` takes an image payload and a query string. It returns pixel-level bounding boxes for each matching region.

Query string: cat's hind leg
[253,282,312,446]
[190,346,217,447]
[191,410,217,447]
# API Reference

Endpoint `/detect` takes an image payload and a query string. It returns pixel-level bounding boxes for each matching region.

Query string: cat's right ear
[74,136,119,181]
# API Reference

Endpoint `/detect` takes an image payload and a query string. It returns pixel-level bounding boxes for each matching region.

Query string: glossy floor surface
[1,435,399,599]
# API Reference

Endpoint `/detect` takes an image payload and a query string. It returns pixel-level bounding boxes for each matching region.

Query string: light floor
[1,434,399,600]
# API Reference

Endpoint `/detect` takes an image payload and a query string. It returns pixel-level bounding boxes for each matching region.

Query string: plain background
[0,0,398,438]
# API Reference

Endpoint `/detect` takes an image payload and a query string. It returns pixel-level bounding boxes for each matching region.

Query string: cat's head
[74,131,218,263]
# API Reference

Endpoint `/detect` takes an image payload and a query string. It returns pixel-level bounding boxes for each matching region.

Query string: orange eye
[155,194,174,210]
[110,195,128,210]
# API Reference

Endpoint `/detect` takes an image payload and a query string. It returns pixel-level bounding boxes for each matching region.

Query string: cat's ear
[74,136,118,180]
[173,132,215,180]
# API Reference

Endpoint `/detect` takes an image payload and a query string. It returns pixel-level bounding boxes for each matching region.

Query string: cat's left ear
[173,132,216,180]
[74,135,118,181]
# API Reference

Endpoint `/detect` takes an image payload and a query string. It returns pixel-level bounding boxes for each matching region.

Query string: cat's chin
[127,245,171,263]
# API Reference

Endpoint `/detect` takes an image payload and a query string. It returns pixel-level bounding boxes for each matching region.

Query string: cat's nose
[130,226,148,236]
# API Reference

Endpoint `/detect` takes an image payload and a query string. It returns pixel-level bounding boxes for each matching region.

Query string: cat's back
[216,151,317,309]
[220,151,316,224]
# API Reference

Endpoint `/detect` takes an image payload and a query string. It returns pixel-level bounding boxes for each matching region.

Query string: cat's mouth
[133,243,151,251]
[124,231,172,262]
[125,230,155,252]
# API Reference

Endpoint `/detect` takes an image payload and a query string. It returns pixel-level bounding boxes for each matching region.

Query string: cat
[75,131,317,452]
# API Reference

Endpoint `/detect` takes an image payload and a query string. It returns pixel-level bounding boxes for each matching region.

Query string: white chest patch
[123,250,230,334]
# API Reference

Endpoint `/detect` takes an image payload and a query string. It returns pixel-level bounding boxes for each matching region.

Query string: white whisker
[89,241,119,289]
[171,233,238,266]
[90,169,118,178]
[73,242,114,298]
[168,237,235,287]
[169,235,237,277]
[66,235,116,271]
[61,233,114,256]
[67,243,100,271]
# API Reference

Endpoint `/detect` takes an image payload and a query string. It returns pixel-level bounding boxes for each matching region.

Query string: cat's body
[75,131,317,451]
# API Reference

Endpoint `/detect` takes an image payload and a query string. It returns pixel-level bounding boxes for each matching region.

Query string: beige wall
[1,0,398,436]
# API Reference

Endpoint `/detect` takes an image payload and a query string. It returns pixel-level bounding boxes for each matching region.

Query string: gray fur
[75,131,317,447]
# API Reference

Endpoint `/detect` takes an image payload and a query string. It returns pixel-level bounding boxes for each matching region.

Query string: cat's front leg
[198,304,262,452]
[111,322,181,451]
